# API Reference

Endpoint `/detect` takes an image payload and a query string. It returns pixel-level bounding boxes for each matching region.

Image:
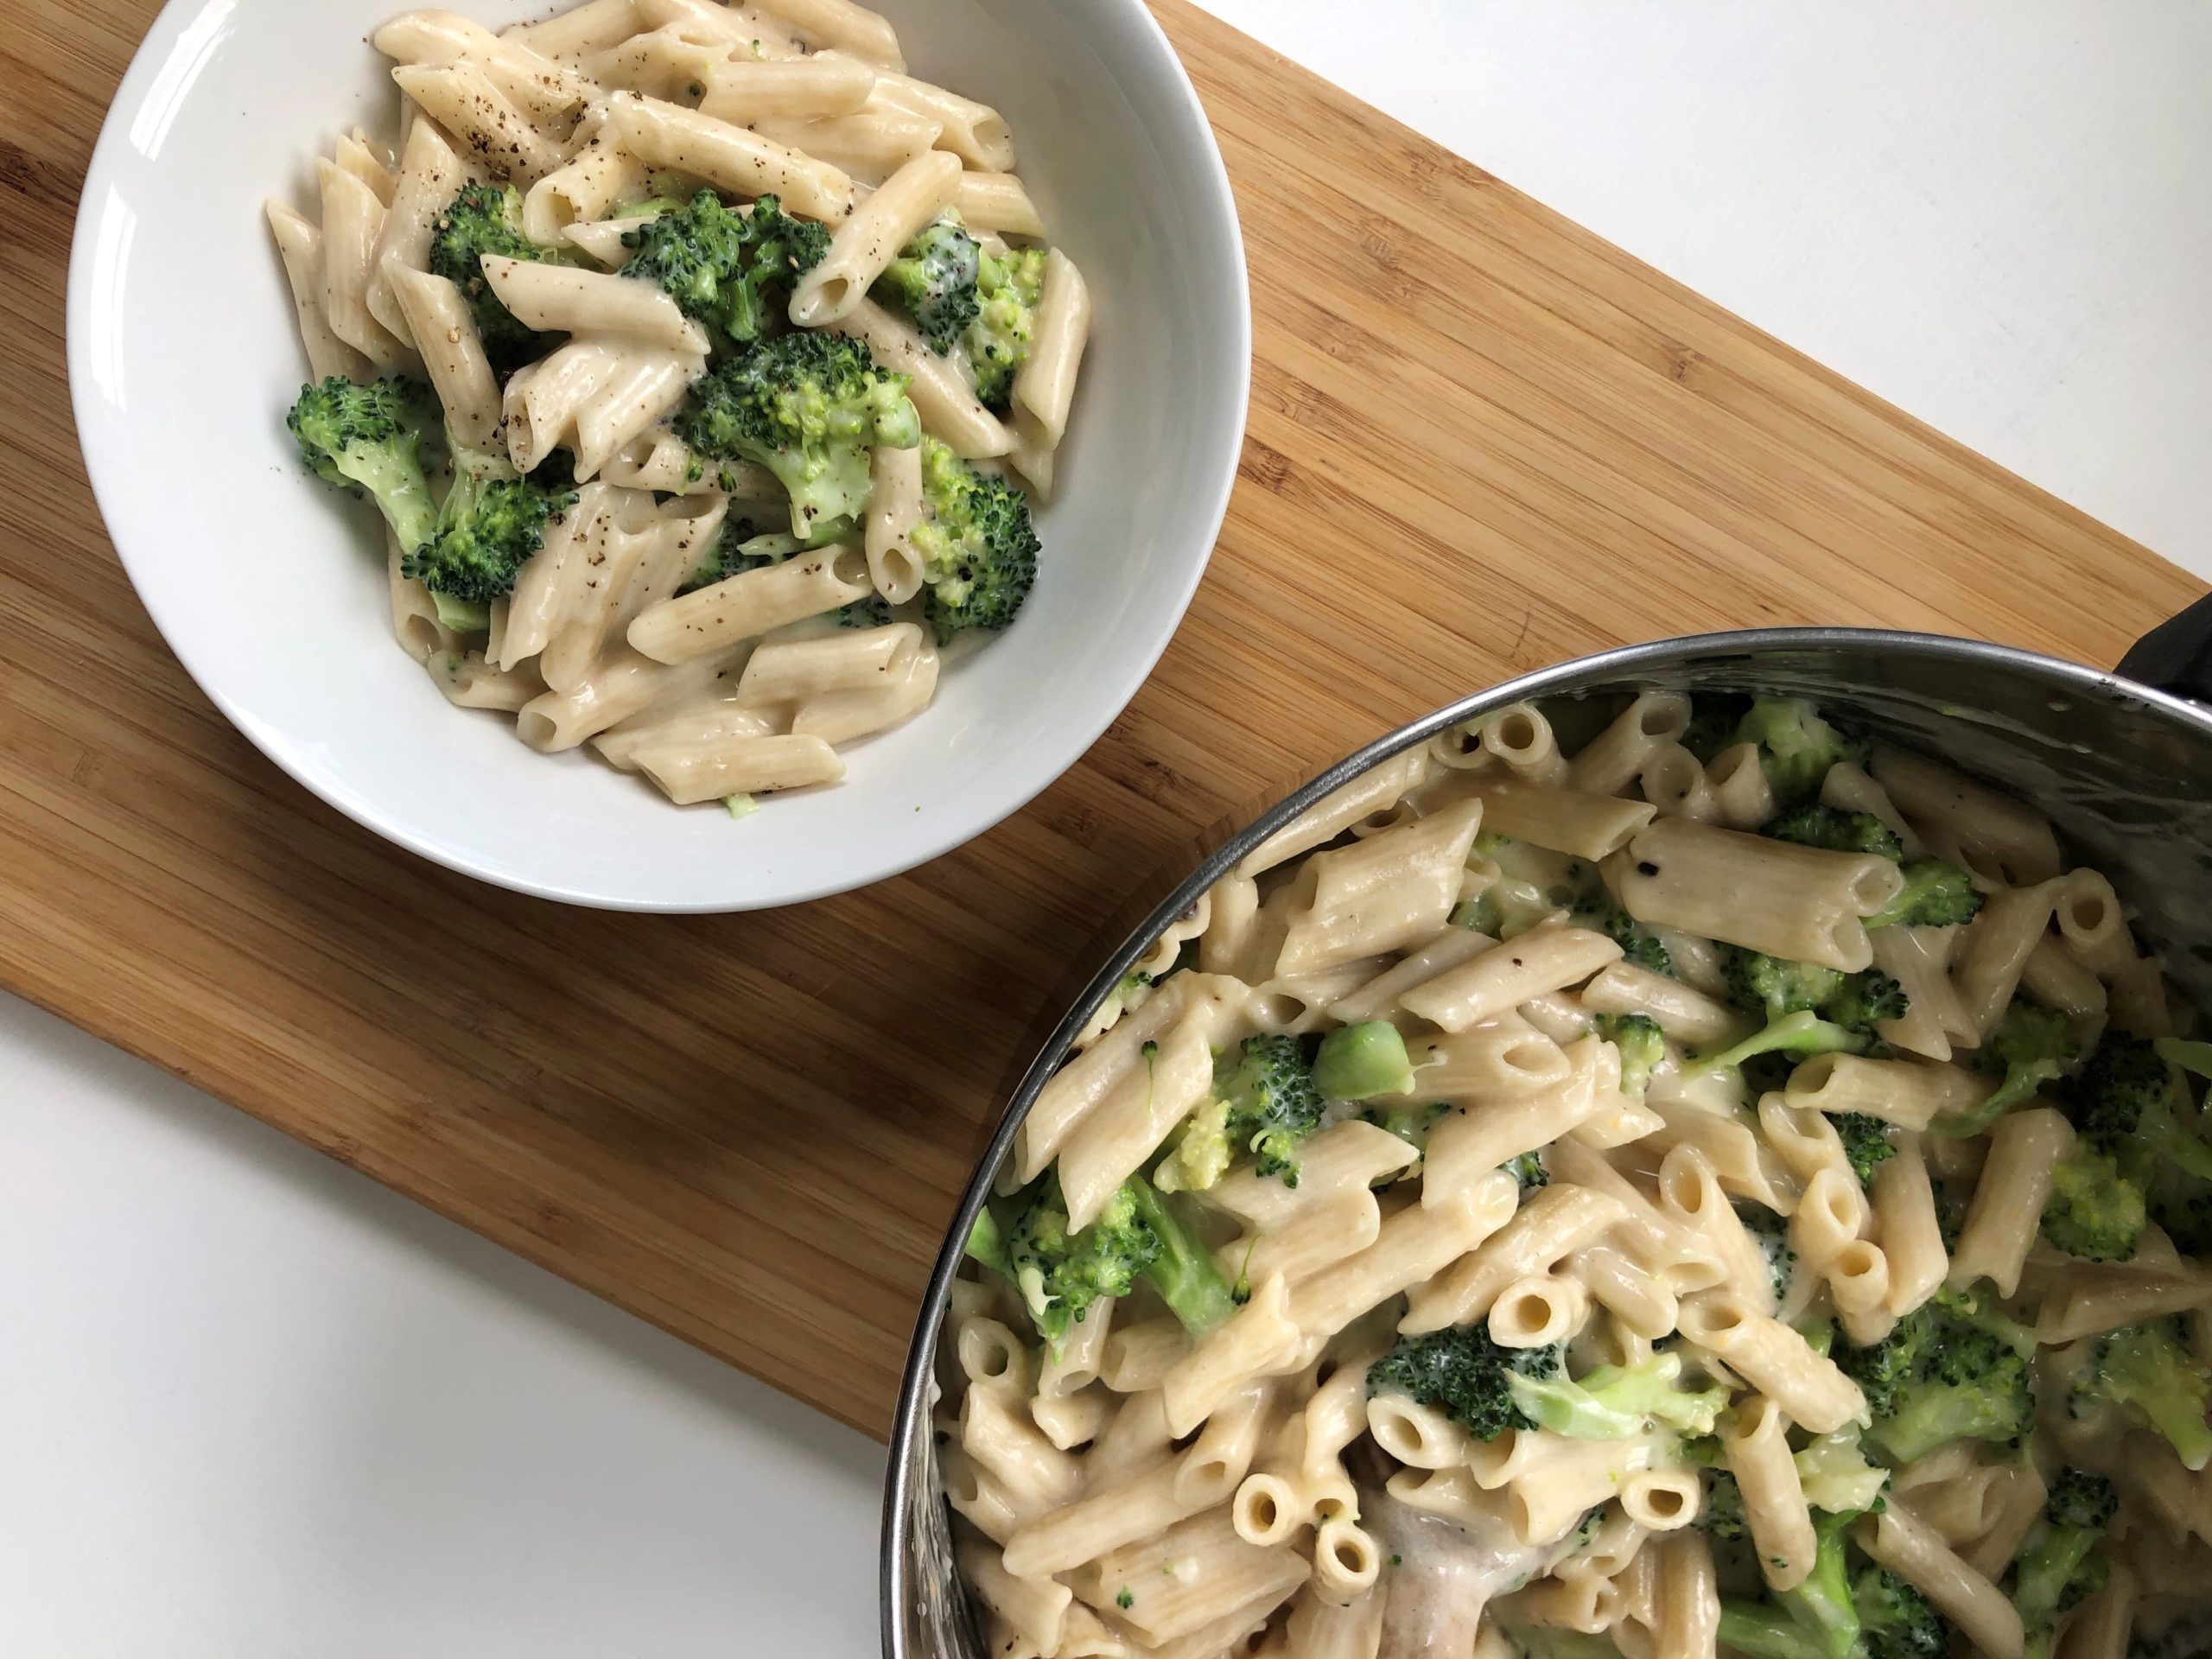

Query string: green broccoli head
[874,217,981,353]
[1853,1565,1948,1659]
[1369,1325,1554,1442]
[1213,1033,1325,1186]
[1573,894,1672,976]
[621,190,830,347]
[2061,1030,2173,1147]
[1737,1201,1796,1302]
[1938,1001,2078,1133]
[1719,948,1904,1035]
[1836,1286,2036,1462]
[1828,1112,1897,1186]
[1723,948,1845,1021]
[1507,1349,1729,1440]
[2012,1471,2117,1637]
[286,376,439,551]
[965,244,1046,410]
[910,436,1039,643]
[2040,1144,2146,1262]
[1764,804,1904,862]
[427,181,571,369]
[1595,1013,1665,1100]
[404,451,578,605]
[2069,1317,2212,1471]
[1732,698,1870,808]
[1000,1173,1160,1346]
[677,331,920,538]
[1865,860,1985,930]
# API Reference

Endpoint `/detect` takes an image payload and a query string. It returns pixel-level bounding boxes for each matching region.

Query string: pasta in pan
[268,0,1089,813]
[944,691,2212,1659]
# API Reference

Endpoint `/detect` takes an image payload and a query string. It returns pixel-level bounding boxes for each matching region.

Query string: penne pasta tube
[384,264,503,450]
[1011,249,1090,455]
[391,60,566,185]
[478,255,709,352]
[1399,1181,1629,1333]
[746,0,904,67]
[266,200,373,382]
[1616,817,1904,973]
[628,544,874,662]
[791,149,961,325]
[1948,1107,2073,1298]
[1871,747,2062,887]
[1703,743,1775,830]
[607,92,856,220]
[1470,781,1657,861]
[1781,1052,1989,1132]
[1854,1507,2023,1659]
[698,53,876,122]
[374,9,595,124]
[953,170,1046,238]
[365,117,466,346]
[1399,924,1624,1033]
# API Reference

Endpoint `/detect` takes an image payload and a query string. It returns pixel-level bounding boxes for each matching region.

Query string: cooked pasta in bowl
[69,0,1247,908]
[887,629,2212,1659]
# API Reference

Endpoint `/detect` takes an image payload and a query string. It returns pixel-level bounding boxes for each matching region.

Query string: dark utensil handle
[2117,592,2212,702]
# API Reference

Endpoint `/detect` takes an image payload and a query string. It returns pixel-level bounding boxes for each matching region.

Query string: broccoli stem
[1313,1020,1417,1100]
[1125,1176,1235,1336]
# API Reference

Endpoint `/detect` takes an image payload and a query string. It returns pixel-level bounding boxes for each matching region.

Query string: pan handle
[2116,592,2212,702]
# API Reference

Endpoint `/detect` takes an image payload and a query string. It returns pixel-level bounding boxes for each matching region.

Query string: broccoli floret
[1595,1014,1665,1100]
[2041,1144,2147,1262]
[1503,1150,1548,1195]
[908,436,1039,643]
[2012,1471,2117,1638]
[1828,1112,1897,1186]
[1124,1173,1236,1336]
[286,375,439,551]
[964,244,1046,410]
[1865,860,1985,931]
[404,449,577,607]
[996,1173,1160,1347]
[1718,1510,1864,1659]
[1737,1202,1796,1302]
[1689,1009,1868,1076]
[677,331,920,537]
[1764,804,1904,861]
[1573,893,1672,976]
[2069,1318,2212,1471]
[2062,1031,2174,1147]
[1220,1033,1325,1185]
[1836,1287,2036,1462]
[1853,1565,1948,1659]
[1733,699,1869,809]
[1719,948,1904,1035]
[1700,1467,1750,1540]
[427,181,572,369]
[1937,1001,2078,1135]
[985,1170,1232,1345]
[1371,1331,1726,1445]
[620,190,831,348]
[873,217,981,353]
[1313,1020,1417,1101]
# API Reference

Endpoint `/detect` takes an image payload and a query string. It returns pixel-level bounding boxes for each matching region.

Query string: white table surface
[7,3,2209,1653]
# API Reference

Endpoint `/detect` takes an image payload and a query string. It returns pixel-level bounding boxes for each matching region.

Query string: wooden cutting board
[2,0,2201,1440]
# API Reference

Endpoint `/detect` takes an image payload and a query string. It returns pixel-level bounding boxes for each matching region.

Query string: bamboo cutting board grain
[0,0,2201,1438]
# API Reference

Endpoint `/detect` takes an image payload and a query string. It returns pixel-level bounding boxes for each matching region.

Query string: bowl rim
[878,621,2212,1655]
[63,0,1255,913]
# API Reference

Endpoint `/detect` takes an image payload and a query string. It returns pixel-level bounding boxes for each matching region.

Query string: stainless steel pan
[884,617,2212,1658]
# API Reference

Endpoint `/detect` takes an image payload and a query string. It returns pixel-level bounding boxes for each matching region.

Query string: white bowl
[67,0,1249,911]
